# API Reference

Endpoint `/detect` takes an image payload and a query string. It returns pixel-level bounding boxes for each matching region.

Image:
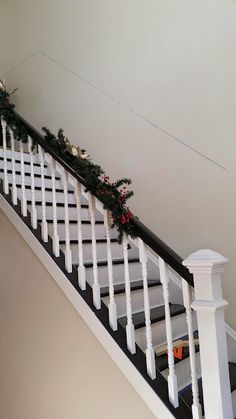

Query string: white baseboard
[226,323,236,341]
[226,324,236,363]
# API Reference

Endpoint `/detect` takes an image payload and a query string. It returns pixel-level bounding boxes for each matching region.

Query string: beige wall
[0,209,155,419]
[1,0,236,327]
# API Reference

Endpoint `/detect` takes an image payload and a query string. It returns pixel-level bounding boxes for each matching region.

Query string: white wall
[1,0,236,327]
[0,209,155,419]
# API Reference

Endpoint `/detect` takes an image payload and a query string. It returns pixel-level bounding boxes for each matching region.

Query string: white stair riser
[169,283,184,306]
[0,152,85,190]
[0,158,68,183]
[106,280,184,317]
[0,149,35,163]
[0,160,45,175]
[47,221,114,241]
[134,312,197,351]
[232,389,236,418]
[85,261,142,286]
[102,284,164,317]
[0,172,65,190]
[29,204,103,222]
[85,259,161,286]
[14,187,77,204]
[161,351,201,392]
[63,241,138,264]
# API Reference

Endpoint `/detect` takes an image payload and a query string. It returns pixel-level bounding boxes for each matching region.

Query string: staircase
[0,114,236,419]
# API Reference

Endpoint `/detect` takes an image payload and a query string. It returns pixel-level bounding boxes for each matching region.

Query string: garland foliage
[0,84,136,242]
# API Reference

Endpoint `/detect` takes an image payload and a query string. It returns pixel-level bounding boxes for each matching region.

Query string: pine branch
[0,85,137,241]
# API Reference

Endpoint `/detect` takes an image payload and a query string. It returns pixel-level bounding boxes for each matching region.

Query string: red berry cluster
[103,175,110,183]
[118,187,128,204]
[2,97,10,108]
[119,208,132,224]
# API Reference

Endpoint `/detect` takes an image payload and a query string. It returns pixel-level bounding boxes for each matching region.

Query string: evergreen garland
[0,83,136,242]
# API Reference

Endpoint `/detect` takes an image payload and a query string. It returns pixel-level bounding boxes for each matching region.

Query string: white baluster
[28,137,37,229]
[61,167,72,273]
[138,238,156,379]
[104,210,117,331]
[159,257,178,408]
[19,140,27,216]
[1,118,9,194]
[38,145,48,242]
[49,155,60,256]
[74,181,86,290]
[9,129,17,205]
[123,236,136,354]
[88,192,101,309]
[182,280,202,419]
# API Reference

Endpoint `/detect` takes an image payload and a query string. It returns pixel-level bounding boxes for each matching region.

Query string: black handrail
[132,218,194,285]
[14,111,194,287]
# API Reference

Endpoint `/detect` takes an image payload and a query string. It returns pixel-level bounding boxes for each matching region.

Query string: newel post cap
[183,249,228,274]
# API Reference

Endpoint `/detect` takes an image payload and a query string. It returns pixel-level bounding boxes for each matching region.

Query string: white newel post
[183,249,233,419]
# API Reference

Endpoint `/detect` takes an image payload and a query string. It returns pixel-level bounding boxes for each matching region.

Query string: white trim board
[226,324,236,341]
[226,324,236,363]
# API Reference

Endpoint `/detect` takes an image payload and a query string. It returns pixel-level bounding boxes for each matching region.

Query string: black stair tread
[9,183,74,193]
[27,201,89,209]
[179,362,236,411]
[38,219,104,225]
[155,331,199,372]
[230,362,236,392]
[0,156,47,168]
[101,279,161,298]
[0,168,60,180]
[59,238,118,245]
[118,304,186,330]
[79,257,140,269]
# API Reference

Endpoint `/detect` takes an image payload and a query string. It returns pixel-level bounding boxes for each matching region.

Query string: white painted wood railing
[159,257,178,407]
[0,116,233,419]
[61,166,72,273]
[28,136,37,229]
[19,139,27,216]
[38,144,48,242]
[123,236,136,354]
[74,180,86,290]
[104,209,117,331]
[88,192,101,310]
[48,154,60,256]
[138,238,156,380]
[10,129,17,205]
[182,280,202,419]
[2,119,9,195]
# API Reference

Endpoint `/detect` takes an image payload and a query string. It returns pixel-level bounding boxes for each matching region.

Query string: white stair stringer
[0,190,175,419]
